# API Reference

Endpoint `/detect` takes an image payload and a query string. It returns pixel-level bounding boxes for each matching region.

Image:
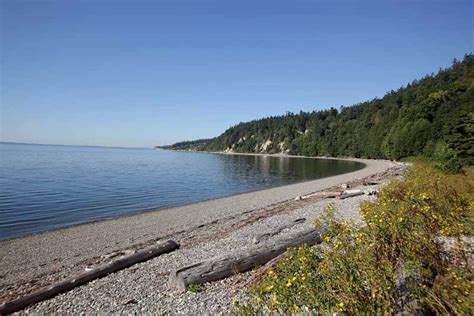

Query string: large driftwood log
[302,191,341,199]
[0,240,179,315]
[339,190,364,199]
[169,228,323,292]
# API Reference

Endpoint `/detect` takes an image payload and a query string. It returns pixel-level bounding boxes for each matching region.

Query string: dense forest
[161,54,473,164]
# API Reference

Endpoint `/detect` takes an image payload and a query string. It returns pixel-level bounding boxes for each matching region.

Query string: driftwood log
[302,191,341,199]
[339,190,364,199]
[169,228,323,292]
[363,180,381,186]
[0,240,180,315]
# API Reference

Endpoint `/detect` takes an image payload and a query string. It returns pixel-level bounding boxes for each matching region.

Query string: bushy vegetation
[433,141,463,173]
[166,54,473,165]
[235,163,473,314]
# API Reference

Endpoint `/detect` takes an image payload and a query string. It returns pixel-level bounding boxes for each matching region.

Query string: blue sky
[1,0,472,147]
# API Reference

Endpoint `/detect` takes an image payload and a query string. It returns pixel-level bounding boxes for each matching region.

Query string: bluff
[162,55,473,164]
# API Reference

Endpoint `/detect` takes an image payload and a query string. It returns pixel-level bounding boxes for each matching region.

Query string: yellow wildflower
[265,284,274,292]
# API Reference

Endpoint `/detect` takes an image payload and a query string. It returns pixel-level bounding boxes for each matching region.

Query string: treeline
[156,138,213,151]
[165,54,473,164]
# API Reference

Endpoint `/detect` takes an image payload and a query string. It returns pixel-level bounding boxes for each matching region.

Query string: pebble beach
[0,157,404,314]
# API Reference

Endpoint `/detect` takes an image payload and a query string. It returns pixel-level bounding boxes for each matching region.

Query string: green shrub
[236,163,473,314]
[188,284,203,293]
[433,142,463,173]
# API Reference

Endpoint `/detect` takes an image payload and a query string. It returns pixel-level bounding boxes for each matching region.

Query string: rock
[260,140,272,152]
[435,236,474,270]
[364,190,379,196]
[340,183,349,189]
[395,261,424,315]
[123,299,138,305]
[294,196,302,201]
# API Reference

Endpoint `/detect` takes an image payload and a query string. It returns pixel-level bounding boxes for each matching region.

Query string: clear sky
[1,0,472,147]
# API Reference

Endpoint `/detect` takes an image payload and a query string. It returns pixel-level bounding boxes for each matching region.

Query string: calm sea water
[0,143,364,240]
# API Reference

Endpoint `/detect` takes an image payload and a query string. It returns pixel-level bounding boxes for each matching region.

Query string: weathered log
[252,218,306,244]
[0,240,180,315]
[339,190,364,199]
[363,180,381,186]
[169,228,323,292]
[301,191,341,199]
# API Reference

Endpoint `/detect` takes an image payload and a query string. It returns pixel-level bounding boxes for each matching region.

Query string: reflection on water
[218,154,361,182]
[0,143,364,240]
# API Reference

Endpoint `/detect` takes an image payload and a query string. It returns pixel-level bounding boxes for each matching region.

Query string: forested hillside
[163,54,473,164]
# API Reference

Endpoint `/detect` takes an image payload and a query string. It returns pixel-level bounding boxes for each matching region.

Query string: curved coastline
[0,157,392,253]
[3,155,370,244]
[0,157,397,305]
[1,150,364,242]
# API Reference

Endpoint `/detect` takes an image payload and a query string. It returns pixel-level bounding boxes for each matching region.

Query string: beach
[0,157,403,313]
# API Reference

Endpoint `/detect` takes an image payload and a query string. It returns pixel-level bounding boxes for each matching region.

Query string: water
[0,143,364,240]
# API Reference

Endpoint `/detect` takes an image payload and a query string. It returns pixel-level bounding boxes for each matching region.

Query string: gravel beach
[0,157,403,314]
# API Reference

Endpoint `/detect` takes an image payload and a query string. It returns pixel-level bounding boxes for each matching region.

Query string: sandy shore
[0,157,401,312]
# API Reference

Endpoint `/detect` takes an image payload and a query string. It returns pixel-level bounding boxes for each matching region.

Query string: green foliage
[166,54,474,165]
[433,142,463,173]
[236,163,473,314]
[157,138,213,151]
[188,284,203,293]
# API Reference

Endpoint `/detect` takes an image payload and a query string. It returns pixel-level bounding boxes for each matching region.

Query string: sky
[1,0,472,148]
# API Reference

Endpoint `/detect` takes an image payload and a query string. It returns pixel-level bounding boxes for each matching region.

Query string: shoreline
[0,157,400,309]
[211,150,365,160]
[0,153,367,243]
[1,152,367,243]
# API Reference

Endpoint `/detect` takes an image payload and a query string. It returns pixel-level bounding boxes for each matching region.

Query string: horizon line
[0,141,152,150]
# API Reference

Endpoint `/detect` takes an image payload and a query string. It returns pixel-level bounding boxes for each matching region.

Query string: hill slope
[163,55,473,164]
